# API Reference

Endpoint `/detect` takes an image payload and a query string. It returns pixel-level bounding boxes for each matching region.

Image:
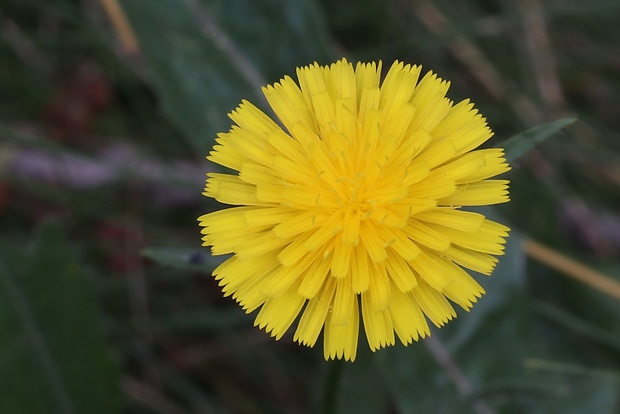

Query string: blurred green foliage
[0,222,121,414]
[1,0,620,413]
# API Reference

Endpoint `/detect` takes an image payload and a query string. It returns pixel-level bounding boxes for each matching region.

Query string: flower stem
[322,359,345,414]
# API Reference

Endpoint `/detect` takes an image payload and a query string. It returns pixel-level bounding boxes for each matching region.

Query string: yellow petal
[425,220,508,255]
[411,280,456,327]
[408,250,454,292]
[350,245,371,293]
[414,208,485,232]
[444,246,498,275]
[440,180,510,206]
[385,249,418,292]
[255,281,306,340]
[403,220,451,252]
[361,291,395,351]
[359,221,387,263]
[294,276,336,346]
[441,262,485,310]
[331,238,353,278]
[324,290,359,361]
[389,288,430,345]
[204,174,261,206]
[297,254,332,299]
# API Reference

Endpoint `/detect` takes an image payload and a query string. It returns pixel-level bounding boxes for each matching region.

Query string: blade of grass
[533,301,620,351]
[142,247,225,273]
[501,118,576,163]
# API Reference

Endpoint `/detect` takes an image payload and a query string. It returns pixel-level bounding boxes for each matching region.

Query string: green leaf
[500,118,576,163]
[525,360,620,414]
[120,0,255,154]
[0,222,121,414]
[142,246,224,273]
[201,0,336,81]
[120,0,336,154]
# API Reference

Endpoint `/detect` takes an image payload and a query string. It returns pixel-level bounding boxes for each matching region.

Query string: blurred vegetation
[1,0,620,413]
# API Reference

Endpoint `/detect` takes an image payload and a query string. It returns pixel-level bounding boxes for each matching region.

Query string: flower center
[338,174,371,211]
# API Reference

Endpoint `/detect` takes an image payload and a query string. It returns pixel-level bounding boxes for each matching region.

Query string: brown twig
[98,0,140,55]
[121,376,189,414]
[5,141,206,207]
[520,0,566,115]
[524,239,620,300]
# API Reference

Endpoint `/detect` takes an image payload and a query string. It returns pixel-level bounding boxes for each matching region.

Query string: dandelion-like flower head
[199,59,510,361]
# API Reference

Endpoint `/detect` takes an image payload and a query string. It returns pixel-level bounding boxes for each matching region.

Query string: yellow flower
[199,59,510,361]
